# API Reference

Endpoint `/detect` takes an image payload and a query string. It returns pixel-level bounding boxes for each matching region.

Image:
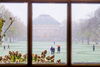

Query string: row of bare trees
[73,8,100,45]
[0,5,27,43]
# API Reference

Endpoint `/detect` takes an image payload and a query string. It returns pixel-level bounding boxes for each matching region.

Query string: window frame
[32,2,68,66]
[71,2,100,67]
[0,0,100,67]
[0,2,28,67]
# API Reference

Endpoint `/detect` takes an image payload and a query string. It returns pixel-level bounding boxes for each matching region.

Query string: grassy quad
[72,42,100,63]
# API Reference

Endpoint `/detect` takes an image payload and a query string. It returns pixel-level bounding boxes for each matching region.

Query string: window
[0,0,100,67]
[72,3,100,64]
[0,3,27,64]
[32,3,67,64]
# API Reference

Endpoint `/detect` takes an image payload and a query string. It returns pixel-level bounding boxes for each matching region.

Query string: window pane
[72,4,100,64]
[32,3,67,64]
[0,3,27,64]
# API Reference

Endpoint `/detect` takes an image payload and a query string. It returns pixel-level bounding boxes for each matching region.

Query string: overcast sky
[1,3,100,24]
[0,3,27,26]
[72,4,100,23]
[32,3,67,23]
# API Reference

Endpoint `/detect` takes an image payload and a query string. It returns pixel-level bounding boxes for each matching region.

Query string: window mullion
[67,2,72,66]
[28,1,32,66]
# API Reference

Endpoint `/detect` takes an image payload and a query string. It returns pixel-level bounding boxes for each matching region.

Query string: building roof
[33,15,60,25]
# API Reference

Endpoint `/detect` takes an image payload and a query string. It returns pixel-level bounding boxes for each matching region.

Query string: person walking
[50,46,55,54]
[93,44,95,51]
[8,44,10,49]
[54,41,55,45]
[57,45,61,53]
[50,46,53,54]
[53,47,55,54]
[4,45,5,50]
[2,42,6,50]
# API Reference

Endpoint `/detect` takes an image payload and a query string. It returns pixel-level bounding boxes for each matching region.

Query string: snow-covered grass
[72,42,100,64]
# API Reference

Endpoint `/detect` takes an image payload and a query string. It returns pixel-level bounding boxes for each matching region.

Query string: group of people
[50,46,61,54]
[2,42,10,50]
[3,45,10,50]
[50,42,61,54]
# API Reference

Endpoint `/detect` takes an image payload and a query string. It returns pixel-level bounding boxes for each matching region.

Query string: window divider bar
[67,2,72,66]
[28,1,32,66]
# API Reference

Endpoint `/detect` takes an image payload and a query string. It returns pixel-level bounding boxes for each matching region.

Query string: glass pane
[32,3,67,64]
[72,4,100,64]
[0,3,27,64]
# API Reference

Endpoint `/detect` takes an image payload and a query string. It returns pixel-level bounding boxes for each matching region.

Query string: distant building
[33,15,66,41]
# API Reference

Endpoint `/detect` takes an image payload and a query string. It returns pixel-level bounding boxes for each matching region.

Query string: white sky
[1,3,100,25]
[72,4,100,23]
[32,3,67,23]
[0,3,27,26]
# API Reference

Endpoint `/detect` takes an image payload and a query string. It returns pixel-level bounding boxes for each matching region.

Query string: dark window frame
[0,0,100,67]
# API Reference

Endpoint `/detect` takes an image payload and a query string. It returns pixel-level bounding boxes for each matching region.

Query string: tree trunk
[87,37,90,45]
[13,36,15,42]
[95,39,98,45]
[82,38,84,44]
[10,37,12,43]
